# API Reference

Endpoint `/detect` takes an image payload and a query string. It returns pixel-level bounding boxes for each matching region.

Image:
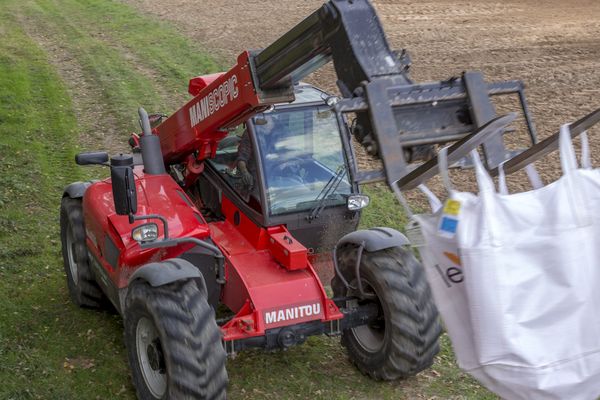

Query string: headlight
[132,223,159,243]
[326,96,339,107]
[347,194,370,211]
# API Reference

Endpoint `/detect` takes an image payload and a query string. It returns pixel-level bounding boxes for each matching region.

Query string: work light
[131,223,159,243]
[347,194,370,211]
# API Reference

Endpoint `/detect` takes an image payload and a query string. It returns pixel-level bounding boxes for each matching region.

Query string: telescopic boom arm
[154,0,536,189]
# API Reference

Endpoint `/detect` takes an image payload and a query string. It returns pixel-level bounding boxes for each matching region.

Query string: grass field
[0,0,496,398]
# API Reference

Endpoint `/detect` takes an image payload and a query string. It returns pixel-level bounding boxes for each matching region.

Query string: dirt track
[124,0,600,193]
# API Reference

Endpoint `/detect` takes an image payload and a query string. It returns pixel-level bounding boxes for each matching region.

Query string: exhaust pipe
[138,107,166,175]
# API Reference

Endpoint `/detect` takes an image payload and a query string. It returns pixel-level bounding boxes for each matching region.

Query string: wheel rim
[65,227,79,286]
[349,281,385,353]
[136,317,167,398]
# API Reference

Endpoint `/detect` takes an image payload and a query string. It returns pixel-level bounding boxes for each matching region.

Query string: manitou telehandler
[60,0,542,398]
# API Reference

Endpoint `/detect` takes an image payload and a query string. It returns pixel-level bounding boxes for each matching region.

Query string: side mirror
[110,155,137,220]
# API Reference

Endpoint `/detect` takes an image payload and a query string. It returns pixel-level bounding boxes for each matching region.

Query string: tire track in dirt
[18,11,128,154]
[17,0,192,156]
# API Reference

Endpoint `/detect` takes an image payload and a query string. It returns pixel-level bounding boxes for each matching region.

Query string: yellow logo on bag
[443,199,461,216]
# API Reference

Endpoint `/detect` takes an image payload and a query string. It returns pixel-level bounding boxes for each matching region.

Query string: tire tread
[332,245,441,381]
[125,279,228,399]
[60,196,106,308]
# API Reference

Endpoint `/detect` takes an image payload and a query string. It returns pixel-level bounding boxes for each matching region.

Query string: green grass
[0,8,128,399]
[22,0,219,139]
[0,0,495,398]
[360,184,411,229]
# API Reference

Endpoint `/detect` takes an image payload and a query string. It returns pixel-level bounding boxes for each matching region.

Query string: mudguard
[63,181,94,199]
[336,227,410,252]
[128,258,204,289]
[333,227,412,298]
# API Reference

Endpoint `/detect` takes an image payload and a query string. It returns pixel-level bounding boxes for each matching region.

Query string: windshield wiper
[307,166,346,221]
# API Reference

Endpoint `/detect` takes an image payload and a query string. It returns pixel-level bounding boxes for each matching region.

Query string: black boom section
[254,0,410,92]
[327,0,412,89]
[252,0,536,186]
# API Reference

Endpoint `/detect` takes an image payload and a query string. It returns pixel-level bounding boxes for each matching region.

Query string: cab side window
[208,124,262,212]
[210,125,245,172]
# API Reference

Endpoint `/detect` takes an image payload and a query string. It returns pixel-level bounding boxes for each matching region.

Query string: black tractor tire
[60,196,106,308]
[124,278,228,400]
[331,245,441,381]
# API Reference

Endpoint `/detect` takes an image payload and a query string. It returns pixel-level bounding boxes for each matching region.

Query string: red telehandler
[60,0,540,398]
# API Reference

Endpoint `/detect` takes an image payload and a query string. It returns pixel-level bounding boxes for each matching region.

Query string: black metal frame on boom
[248,0,537,188]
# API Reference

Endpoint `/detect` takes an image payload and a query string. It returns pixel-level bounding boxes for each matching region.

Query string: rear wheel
[60,196,106,308]
[332,245,441,380]
[124,278,228,400]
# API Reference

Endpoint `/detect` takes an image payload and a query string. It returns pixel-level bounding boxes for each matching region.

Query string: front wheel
[332,245,441,380]
[60,196,106,308]
[124,278,228,400]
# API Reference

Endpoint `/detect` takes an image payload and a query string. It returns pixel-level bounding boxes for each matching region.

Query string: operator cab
[203,84,364,252]
[255,106,352,215]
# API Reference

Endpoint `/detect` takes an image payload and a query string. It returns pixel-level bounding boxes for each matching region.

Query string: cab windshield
[254,106,351,216]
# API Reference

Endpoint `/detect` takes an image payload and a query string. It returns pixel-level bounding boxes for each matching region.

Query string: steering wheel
[270,157,306,184]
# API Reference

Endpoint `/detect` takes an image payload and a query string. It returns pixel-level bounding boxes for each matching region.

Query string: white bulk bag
[402,126,600,399]
[455,126,600,399]
[403,148,544,375]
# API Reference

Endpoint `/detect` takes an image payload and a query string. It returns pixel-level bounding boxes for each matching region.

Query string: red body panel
[211,197,342,341]
[83,168,209,288]
[83,173,341,342]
